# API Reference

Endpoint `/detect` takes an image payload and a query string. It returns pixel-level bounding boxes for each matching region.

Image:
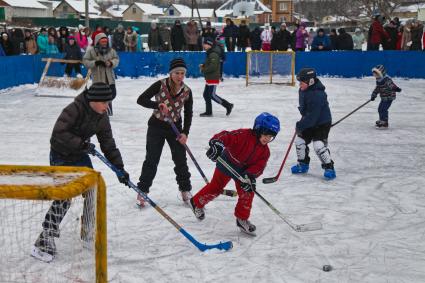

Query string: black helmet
[296,68,316,86]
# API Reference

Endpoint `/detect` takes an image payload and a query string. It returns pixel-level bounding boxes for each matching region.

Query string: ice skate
[180,191,192,205]
[236,218,256,236]
[291,162,309,174]
[189,198,205,220]
[31,230,56,262]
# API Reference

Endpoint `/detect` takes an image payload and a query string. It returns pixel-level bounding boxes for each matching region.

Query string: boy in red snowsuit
[189,113,280,236]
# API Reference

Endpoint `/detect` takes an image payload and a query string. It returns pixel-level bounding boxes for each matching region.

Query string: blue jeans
[202,84,231,114]
[378,100,393,121]
[42,151,93,233]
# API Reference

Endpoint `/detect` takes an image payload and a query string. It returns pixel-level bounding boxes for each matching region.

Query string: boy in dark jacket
[31,82,130,262]
[291,68,336,180]
[199,38,233,117]
[370,65,402,128]
[63,35,83,77]
[189,113,280,236]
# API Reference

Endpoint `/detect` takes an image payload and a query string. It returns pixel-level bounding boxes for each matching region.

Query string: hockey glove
[116,168,130,187]
[95,60,106,67]
[370,94,377,101]
[206,139,225,162]
[240,173,256,192]
[82,141,95,155]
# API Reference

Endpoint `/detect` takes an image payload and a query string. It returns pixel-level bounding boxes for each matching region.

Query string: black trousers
[138,125,191,193]
[65,63,81,76]
[202,84,231,114]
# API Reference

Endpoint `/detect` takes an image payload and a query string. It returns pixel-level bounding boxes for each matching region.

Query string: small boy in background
[370,65,402,128]
[63,35,83,78]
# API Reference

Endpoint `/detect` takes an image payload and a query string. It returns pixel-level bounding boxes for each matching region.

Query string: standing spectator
[85,27,93,46]
[307,28,316,50]
[57,27,69,53]
[124,26,137,52]
[270,26,278,50]
[91,25,104,45]
[0,42,5,56]
[261,24,273,51]
[274,23,291,51]
[352,28,365,51]
[83,33,119,116]
[336,28,353,50]
[24,29,38,54]
[171,20,186,51]
[216,36,226,81]
[250,26,262,50]
[396,25,403,50]
[47,27,58,45]
[294,22,308,51]
[112,24,126,52]
[368,15,390,50]
[311,28,331,51]
[185,20,199,51]
[410,20,423,51]
[384,20,398,50]
[75,25,88,52]
[37,28,48,54]
[148,22,163,51]
[223,18,238,52]
[63,35,82,78]
[329,29,338,50]
[159,24,171,51]
[46,34,59,54]
[202,21,217,41]
[0,32,13,55]
[10,28,25,55]
[401,20,412,51]
[237,20,250,51]
[423,28,425,51]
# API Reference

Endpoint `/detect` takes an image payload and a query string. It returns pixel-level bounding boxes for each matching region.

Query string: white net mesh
[247,51,295,85]
[0,170,97,282]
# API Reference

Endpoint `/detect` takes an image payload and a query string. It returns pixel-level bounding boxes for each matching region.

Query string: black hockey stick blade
[262,177,278,184]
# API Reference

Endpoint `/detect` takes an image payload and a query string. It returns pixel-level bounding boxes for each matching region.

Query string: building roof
[216,0,271,17]
[133,2,164,15]
[106,4,128,18]
[0,0,47,9]
[166,4,215,18]
[394,3,425,13]
[56,0,100,14]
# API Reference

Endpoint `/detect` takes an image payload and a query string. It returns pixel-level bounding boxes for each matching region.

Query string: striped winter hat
[86,82,113,102]
[169,58,187,74]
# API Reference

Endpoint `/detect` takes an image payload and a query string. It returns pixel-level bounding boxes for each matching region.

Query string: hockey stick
[217,156,322,232]
[166,117,237,197]
[92,149,233,252]
[331,99,372,127]
[262,131,296,184]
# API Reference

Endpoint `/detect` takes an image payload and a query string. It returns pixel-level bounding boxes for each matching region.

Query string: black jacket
[250,28,262,50]
[336,30,353,50]
[237,25,250,48]
[112,30,126,52]
[274,29,291,51]
[50,92,124,167]
[171,25,186,50]
[64,43,82,60]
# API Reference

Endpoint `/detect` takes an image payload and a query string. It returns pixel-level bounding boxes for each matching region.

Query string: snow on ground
[1,76,425,282]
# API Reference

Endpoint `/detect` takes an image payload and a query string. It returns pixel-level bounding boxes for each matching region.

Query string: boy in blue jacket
[370,65,402,128]
[291,68,336,180]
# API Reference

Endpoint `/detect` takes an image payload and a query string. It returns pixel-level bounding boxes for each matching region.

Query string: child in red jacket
[189,112,280,236]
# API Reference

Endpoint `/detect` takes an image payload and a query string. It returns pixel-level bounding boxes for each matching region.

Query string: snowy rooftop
[217,0,271,14]
[57,0,100,14]
[394,3,425,13]
[166,4,215,18]
[106,4,128,18]
[132,2,164,15]
[1,0,47,10]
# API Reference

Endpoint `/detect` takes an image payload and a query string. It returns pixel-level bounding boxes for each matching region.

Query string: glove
[240,173,256,192]
[370,94,377,101]
[206,139,225,162]
[116,168,130,187]
[81,141,95,154]
[95,60,106,67]
[395,87,402,92]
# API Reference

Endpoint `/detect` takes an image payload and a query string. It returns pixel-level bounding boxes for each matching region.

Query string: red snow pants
[192,168,255,220]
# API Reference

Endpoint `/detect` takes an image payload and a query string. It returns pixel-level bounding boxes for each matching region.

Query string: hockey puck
[322,265,332,272]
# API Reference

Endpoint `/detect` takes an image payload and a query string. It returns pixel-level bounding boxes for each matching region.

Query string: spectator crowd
[1,15,424,57]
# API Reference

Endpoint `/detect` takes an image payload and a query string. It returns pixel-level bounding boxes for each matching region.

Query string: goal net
[0,165,107,283]
[246,51,295,86]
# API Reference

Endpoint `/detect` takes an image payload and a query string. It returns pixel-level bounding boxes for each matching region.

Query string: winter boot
[225,103,234,116]
[180,191,192,205]
[376,120,388,128]
[291,162,309,174]
[31,229,57,262]
[322,162,336,180]
[189,198,205,221]
[236,218,256,236]
[200,112,212,117]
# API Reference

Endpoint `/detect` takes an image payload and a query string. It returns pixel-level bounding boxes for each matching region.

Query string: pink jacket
[75,31,88,51]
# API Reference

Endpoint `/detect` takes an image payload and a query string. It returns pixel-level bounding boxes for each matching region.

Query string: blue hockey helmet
[253,112,280,138]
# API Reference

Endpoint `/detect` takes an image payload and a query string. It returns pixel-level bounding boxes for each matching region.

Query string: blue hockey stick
[91,149,233,252]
